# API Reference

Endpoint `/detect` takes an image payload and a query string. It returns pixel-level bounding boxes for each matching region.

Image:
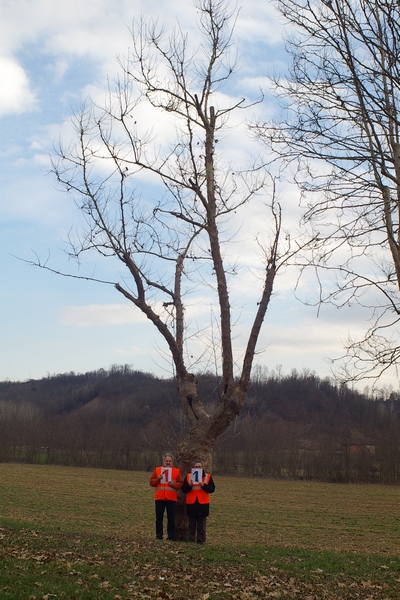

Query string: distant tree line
[1,365,399,484]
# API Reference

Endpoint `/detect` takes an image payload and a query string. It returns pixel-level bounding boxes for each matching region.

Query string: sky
[1,0,397,393]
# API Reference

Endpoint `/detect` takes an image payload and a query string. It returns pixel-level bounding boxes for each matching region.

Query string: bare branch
[256,0,400,386]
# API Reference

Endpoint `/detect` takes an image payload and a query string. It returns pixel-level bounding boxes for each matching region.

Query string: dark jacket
[182,470,215,518]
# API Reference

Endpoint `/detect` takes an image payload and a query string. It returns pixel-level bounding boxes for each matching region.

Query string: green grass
[0,463,400,599]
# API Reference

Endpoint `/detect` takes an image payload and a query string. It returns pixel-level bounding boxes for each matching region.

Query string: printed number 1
[162,469,170,482]
[193,470,199,482]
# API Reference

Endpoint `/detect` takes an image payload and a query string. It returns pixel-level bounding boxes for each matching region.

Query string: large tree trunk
[175,431,215,541]
[173,383,247,540]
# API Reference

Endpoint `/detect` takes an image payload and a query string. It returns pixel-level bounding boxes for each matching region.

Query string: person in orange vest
[149,452,183,541]
[182,459,215,544]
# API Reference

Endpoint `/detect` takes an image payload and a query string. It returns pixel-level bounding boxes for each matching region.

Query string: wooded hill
[1,366,399,484]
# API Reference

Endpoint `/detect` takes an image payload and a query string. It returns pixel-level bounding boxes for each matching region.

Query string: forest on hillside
[1,365,400,484]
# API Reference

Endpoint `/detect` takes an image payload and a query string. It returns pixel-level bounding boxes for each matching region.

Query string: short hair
[163,452,174,461]
[192,459,204,467]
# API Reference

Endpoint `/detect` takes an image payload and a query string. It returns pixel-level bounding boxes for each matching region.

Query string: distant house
[347,430,376,457]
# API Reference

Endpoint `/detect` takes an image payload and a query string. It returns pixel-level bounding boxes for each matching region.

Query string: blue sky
[1,0,395,392]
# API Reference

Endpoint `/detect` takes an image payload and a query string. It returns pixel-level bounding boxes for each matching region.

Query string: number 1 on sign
[191,468,202,483]
[161,467,172,483]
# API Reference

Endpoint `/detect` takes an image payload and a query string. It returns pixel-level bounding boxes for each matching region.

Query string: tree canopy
[45,0,300,483]
[259,0,400,386]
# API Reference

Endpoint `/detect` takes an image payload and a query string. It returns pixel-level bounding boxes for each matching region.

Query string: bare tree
[45,0,294,522]
[258,0,400,386]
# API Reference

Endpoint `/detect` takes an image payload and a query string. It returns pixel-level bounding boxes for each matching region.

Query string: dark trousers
[188,516,207,544]
[155,500,176,540]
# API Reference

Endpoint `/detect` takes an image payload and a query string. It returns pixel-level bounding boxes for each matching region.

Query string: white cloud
[0,56,36,116]
[60,303,148,326]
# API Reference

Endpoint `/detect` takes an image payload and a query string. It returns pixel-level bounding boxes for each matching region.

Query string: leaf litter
[1,527,399,600]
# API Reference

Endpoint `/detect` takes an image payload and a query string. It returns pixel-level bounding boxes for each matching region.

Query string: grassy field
[0,463,399,599]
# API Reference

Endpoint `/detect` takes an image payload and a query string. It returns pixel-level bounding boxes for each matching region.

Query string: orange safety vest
[154,466,180,501]
[185,472,211,505]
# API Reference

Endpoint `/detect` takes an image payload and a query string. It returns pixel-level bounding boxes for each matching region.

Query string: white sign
[191,468,203,484]
[160,467,172,483]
